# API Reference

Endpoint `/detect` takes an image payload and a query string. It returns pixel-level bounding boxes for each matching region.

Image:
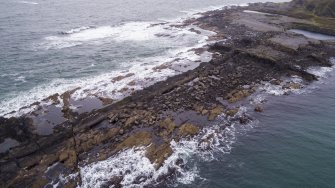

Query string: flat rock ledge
[1,1,335,187]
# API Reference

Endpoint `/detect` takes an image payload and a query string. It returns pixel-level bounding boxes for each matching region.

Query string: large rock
[159,118,176,137]
[146,143,173,169]
[115,131,152,152]
[208,106,224,121]
[178,123,199,138]
[58,149,77,169]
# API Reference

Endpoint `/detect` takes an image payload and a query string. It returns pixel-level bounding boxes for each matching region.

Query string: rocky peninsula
[1,0,335,187]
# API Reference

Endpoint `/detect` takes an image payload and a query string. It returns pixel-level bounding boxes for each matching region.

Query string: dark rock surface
[1,2,335,187]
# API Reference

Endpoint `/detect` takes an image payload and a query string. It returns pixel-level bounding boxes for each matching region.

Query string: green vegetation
[262,0,335,35]
[291,0,335,18]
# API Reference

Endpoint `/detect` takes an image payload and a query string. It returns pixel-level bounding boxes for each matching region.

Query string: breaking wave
[41,22,206,50]
[59,26,94,35]
[58,107,256,187]
[18,1,38,5]
[1,33,214,117]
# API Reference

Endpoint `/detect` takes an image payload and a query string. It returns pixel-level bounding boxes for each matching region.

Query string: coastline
[1,1,335,187]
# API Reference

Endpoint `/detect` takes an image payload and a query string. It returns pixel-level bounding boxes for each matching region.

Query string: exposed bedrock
[1,1,335,187]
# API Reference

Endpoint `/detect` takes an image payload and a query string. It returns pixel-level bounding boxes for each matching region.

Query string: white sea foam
[57,107,254,188]
[2,18,215,117]
[60,26,93,35]
[1,2,264,116]
[72,122,247,187]
[18,1,38,5]
[259,77,305,97]
[55,57,335,187]
[307,66,334,78]
[0,43,212,117]
[43,22,196,50]
[14,76,26,83]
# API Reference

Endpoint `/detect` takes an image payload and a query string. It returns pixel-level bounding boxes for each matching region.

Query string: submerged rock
[254,105,264,112]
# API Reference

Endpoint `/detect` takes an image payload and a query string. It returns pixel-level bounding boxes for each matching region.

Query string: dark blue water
[191,70,335,188]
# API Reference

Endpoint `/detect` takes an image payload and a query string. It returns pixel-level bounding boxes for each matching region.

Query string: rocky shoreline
[1,1,335,187]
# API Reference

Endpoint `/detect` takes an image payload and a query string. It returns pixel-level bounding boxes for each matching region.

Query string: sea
[1,0,335,187]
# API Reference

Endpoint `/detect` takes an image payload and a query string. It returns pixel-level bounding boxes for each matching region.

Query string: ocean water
[189,67,335,188]
[0,0,288,116]
[2,0,335,188]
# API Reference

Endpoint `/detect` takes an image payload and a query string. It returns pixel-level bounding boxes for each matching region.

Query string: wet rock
[201,109,209,115]
[18,153,42,169]
[95,128,120,144]
[283,82,301,90]
[239,115,251,124]
[112,73,135,82]
[115,131,152,152]
[178,123,199,137]
[77,128,119,152]
[45,93,60,105]
[108,113,119,123]
[3,1,335,185]
[97,153,108,161]
[270,79,282,85]
[226,89,253,103]
[31,178,48,188]
[0,117,33,143]
[40,154,59,167]
[101,176,123,188]
[254,105,263,112]
[208,106,224,121]
[193,104,204,113]
[98,97,113,105]
[0,161,19,185]
[146,143,173,169]
[226,108,239,117]
[64,181,76,188]
[124,116,138,128]
[159,118,176,136]
[58,149,77,169]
